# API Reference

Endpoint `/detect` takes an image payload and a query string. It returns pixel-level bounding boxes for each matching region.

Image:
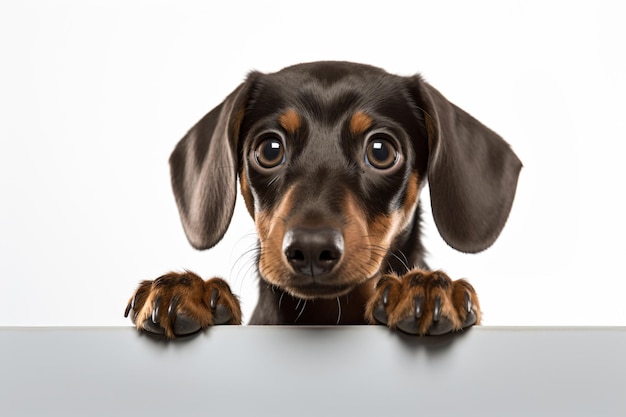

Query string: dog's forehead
[275,61,390,85]
[251,62,411,121]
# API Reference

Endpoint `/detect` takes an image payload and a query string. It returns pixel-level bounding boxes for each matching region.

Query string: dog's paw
[365,270,481,336]
[124,271,242,338]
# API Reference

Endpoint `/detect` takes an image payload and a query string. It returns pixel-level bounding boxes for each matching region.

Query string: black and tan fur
[125,61,522,338]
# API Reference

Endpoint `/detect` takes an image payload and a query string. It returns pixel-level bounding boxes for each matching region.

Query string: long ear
[411,76,522,253]
[169,78,255,250]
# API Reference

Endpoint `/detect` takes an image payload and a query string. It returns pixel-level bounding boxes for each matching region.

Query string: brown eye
[365,135,398,170]
[255,137,285,169]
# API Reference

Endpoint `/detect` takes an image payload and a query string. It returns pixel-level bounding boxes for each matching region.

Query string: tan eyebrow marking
[349,111,373,135]
[278,108,301,135]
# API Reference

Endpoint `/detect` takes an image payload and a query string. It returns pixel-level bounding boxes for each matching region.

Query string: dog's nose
[283,227,344,277]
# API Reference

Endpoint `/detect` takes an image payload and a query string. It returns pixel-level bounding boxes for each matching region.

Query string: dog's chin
[283,282,356,300]
[263,266,381,300]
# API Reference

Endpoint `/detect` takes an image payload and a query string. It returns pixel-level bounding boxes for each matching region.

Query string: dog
[124,61,522,338]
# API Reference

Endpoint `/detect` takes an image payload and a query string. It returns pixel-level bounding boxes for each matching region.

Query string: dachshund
[124,61,522,338]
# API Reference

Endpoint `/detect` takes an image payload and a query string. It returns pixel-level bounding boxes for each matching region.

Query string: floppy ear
[169,77,255,250]
[411,76,522,253]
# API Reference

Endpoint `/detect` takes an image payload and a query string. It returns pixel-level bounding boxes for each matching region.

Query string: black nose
[283,227,344,277]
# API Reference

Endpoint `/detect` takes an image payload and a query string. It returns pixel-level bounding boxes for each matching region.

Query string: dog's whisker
[230,244,260,274]
[239,260,261,295]
[268,175,280,186]
[230,242,260,295]
[278,291,285,309]
[360,244,411,272]
[295,300,307,322]
[396,249,410,267]
[388,250,411,273]
[336,297,342,325]
[233,230,260,246]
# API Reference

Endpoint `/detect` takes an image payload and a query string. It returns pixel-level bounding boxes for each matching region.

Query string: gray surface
[0,326,624,417]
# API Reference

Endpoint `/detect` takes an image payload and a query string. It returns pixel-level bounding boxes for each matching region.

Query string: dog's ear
[169,75,257,250]
[410,76,522,253]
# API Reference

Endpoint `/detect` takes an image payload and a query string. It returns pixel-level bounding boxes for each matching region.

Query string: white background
[1,0,624,327]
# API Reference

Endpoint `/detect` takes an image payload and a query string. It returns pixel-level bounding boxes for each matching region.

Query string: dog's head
[169,62,522,299]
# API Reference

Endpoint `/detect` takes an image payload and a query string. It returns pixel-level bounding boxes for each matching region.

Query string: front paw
[124,271,242,338]
[365,270,481,336]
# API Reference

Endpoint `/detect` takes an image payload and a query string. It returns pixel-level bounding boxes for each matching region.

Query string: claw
[428,317,453,335]
[168,294,181,321]
[142,317,164,335]
[462,292,478,328]
[124,294,137,318]
[414,295,423,318]
[210,288,219,310]
[372,287,391,325]
[465,292,472,313]
[433,296,441,322]
[382,287,390,306]
[124,301,132,318]
[152,296,161,324]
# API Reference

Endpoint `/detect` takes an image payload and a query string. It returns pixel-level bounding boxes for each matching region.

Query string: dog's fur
[125,61,522,338]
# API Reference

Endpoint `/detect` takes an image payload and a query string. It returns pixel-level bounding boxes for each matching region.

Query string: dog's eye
[255,137,286,169]
[365,135,399,170]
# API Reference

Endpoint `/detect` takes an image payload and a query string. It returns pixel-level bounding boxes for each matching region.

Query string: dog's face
[238,63,429,299]
[169,62,521,301]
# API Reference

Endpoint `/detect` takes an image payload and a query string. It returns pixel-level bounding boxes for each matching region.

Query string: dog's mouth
[284,280,356,300]
[280,266,385,299]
